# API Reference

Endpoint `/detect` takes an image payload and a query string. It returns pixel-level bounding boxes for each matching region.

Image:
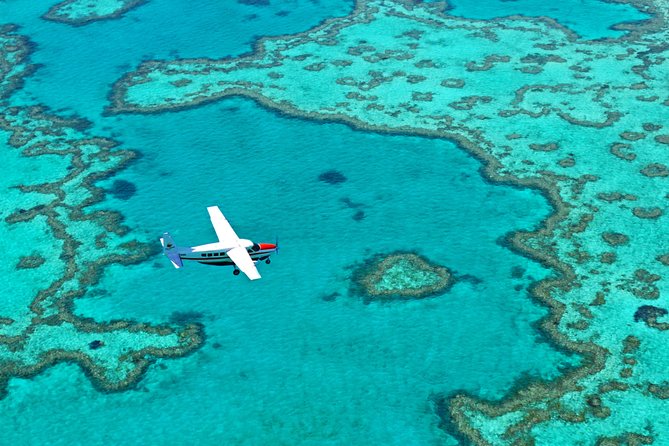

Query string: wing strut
[226,246,261,280]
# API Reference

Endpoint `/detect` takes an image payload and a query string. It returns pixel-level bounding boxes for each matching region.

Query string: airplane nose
[259,243,277,251]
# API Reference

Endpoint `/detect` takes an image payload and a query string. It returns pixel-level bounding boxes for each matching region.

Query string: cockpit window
[251,243,261,252]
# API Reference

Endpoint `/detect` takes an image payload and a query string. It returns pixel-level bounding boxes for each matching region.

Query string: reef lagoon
[2,0,668,444]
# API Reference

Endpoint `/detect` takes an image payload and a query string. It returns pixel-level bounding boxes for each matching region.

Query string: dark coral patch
[601,232,629,246]
[610,143,636,161]
[600,252,616,264]
[529,142,559,152]
[458,274,483,285]
[340,197,363,208]
[238,0,269,5]
[321,292,340,302]
[620,269,662,300]
[632,207,663,219]
[352,210,365,221]
[89,340,104,350]
[318,169,347,185]
[558,157,575,168]
[169,310,205,324]
[440,78,465,88]
[640,163,669,177]
[511,266,526,278]
[108,179,137,200]
[634,305,668,323]
[642,123,662,132]
[16,254,45,269]
[596,192,637,202]
[620,131,645,141]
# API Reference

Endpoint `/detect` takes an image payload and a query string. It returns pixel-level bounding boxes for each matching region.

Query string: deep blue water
[0,0,648,444]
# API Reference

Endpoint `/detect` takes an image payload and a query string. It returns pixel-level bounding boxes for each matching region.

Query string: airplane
[159,206,278,280]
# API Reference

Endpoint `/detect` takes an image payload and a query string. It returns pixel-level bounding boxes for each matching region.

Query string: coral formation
[0,26,203,396]
[106,0,669,443]
[108,179,137,200]
[0,25,35,100]
[351,252,453,302]
[318,169,347,184]
[16,254,46,270]
[43,0,146,26]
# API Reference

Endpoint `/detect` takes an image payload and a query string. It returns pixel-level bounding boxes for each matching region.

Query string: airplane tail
[160,232,183,269]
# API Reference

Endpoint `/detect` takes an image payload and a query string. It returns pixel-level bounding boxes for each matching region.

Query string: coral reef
[351,252,453,302]
[16,254,46,270]
[318,169,347,184]
[0,26,203,396]
[106,0,669,443]
[43,0,147,26]
[0,25,35,100]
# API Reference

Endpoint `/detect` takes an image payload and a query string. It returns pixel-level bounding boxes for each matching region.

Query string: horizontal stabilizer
[166,251,183,269]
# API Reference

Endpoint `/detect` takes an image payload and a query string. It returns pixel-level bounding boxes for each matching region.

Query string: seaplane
[159,206,278,280]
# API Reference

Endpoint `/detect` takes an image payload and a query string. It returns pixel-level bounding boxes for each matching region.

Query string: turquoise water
[1,0,651,444]
[72,98,575,444]
[445,0,650,40]
[5,96,575,444]
[4,0,355,118]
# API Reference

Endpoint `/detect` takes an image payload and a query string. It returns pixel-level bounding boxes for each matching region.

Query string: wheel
[233,269,240,276]
[265,259,271,264]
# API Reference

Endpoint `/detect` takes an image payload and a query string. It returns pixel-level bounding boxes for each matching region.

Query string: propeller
[275,235,280,255]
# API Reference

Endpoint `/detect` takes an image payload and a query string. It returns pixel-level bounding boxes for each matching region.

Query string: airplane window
[207,253,212,257]
[252,243,261,252]
[201,254,206,257]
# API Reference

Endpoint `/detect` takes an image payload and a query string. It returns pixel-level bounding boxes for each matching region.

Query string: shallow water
[445,0,650,40]
[1,0,652,444]
[5,96,576,444]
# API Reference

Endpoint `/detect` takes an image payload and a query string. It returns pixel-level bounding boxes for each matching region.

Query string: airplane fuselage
[176,239,277,267]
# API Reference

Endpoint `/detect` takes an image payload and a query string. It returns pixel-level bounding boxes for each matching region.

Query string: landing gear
[265,258,271,264]
[233,269,240,276]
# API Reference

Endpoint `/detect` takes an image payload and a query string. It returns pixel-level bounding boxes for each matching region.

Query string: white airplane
[159,206,278,280]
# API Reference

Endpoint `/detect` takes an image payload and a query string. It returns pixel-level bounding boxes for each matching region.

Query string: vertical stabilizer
[160,232,183,268]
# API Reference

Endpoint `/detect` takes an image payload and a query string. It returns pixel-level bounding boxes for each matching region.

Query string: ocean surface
[1,0,651,444]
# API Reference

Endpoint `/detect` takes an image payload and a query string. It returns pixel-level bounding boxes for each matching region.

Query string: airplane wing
[207,206,240,246]
[226,246,261,280]
[207,206,261,280]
